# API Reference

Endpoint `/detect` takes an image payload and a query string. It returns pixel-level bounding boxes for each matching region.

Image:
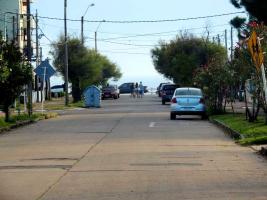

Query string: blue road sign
[34,59,56,82]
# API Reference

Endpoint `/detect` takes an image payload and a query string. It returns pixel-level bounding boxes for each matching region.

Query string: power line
[98,26,228,41]
[100,50,150,55]
[38,11,245,23]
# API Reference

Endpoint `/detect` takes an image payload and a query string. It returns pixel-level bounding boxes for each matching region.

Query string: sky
[32,0,247,88]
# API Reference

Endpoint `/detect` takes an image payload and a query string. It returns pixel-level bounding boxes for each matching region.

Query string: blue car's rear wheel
[170,112,176,120]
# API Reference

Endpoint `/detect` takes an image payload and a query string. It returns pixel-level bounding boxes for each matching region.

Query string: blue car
[170,87,206,120]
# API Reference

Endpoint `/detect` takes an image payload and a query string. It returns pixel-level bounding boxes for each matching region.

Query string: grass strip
[210,114,267,145]
[0,112,57,131]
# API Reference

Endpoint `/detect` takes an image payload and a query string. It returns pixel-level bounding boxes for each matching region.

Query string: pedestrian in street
[130,83,135,98]
[139,81,144,98]
[135,82,139,98]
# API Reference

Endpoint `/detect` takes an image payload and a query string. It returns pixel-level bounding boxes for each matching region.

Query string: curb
[0,113,58,134]
[259,147,267,157]
[210,118,267,157]
[0,120,36,133]
[210,119,244,140]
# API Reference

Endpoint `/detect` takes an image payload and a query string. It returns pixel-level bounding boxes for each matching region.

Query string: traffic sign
[247,31,264,71]
[34,59,56,82]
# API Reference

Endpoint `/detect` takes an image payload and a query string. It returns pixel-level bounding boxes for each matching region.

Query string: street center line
[149,122,156,128]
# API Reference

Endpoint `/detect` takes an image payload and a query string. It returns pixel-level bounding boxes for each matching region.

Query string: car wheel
[162,100,165,105]
[201,113,208,120]
[170,113,176,120]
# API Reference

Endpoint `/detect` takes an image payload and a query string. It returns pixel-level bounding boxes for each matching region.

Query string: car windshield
[163,85,178,90]
[175,89,202,96]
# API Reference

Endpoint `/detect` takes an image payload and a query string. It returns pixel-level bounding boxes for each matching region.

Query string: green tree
[151,34,226,86]
[230,0,267,25]
[193,46,228,114]
[0,35,9,83]
[0,39,32,122]
[51,36,121,102]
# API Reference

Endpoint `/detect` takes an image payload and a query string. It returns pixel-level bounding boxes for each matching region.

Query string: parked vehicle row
[118,82,148,94]
[156,83,207,120]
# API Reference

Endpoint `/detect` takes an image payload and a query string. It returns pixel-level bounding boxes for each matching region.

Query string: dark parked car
[101,85,120,99]
[157,83,169,97]
[161,84,180,105]
[118,82,134,94]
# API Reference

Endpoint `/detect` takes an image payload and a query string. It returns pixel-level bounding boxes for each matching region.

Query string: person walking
[130,83,134,98]
[135,82,139,98]
[139,81,144,98]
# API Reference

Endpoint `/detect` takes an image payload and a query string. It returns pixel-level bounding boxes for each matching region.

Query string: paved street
[0,94,267,200]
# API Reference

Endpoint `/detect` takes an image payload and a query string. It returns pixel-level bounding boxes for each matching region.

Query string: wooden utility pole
[26,0,33,116]
[64,0,69,105]
[95,31,97,52]
[230,26,233,61]
[224,29,228,54]
[35,10,40,102]
[81,16,84,44]
[12,16,15,40]
[217,34,221,45]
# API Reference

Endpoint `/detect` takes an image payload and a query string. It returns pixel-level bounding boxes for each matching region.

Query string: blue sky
[32,0,246,88]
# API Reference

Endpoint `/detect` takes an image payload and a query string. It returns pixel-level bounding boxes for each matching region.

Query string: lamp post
[81,3,94,45]
[95,20,105,52]
[64,0,69,106]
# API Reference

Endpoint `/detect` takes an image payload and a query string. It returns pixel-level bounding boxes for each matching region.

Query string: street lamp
[81,3,95,45]
[95,20,105,52]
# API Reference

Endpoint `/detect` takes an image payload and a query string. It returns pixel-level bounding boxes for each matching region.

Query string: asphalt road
[0,94,267,200]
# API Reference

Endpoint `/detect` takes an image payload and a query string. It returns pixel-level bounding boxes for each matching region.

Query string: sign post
[34,59,56,114]
[247,31,266,102]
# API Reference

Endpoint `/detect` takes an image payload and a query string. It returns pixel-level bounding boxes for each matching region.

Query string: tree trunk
[72,79,81,102]
[3,104,10,122]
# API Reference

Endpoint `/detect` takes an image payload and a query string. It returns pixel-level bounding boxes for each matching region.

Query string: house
[0,0,29,52]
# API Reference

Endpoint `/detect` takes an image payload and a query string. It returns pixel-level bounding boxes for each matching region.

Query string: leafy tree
[193,46,228,114]
[230,0,267,25]
[0,35,9,83]
[0,39,32,122]
[151,34,226,86]
[51,36,121,102]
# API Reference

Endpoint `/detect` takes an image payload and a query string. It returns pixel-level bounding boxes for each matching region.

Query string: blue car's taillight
[171,98,177,104]
[199,98,205,104]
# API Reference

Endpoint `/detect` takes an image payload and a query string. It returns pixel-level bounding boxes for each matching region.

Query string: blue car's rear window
[175,89,202,96]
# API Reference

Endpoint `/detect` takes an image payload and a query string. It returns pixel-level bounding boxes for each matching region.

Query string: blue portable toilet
[83,85,101,108]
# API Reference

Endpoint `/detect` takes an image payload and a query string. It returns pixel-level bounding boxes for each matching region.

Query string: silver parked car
[170,87,207,120]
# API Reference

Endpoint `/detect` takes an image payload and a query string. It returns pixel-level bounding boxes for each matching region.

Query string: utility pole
[35,10,40,102]
[95,31,97,52]
[12,16,15,41]
[40,47,43,102]
[81,16,84,44]
[224,29,228,55]
[64,0,69,106]
[26,0,33,116]
[16,13,19,44]
[81,3,94,45]
[230,26,233,61]
[217,34,221,45]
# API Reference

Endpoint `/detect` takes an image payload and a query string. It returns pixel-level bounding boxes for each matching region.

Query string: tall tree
[151,34,226,86]
[0,39,32,122]
[51,36,121,102]
[231,0,267,25]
